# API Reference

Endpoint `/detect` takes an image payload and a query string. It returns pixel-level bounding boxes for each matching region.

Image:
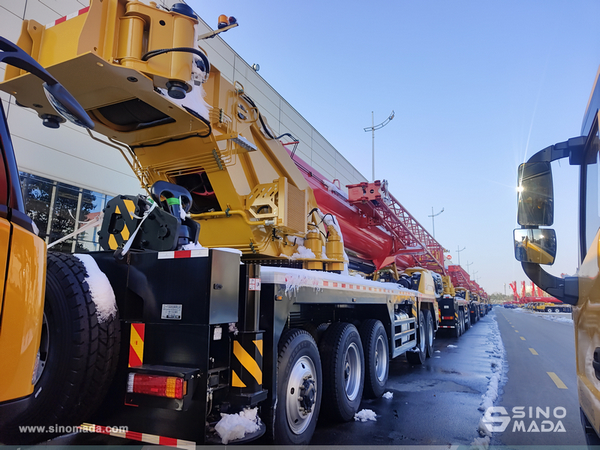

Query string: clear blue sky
[190,0,600,295]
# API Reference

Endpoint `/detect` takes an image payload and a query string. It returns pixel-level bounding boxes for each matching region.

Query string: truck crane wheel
[359,319,389,398]
[470,308,478,324]
[407,311,426,365]
[303,322,329,345]
[274,329,322,445]
[453,312,462,338]
[0,252,119,444]
[424,310,435,357]
[319,322,365,422]
[464,310,470,331]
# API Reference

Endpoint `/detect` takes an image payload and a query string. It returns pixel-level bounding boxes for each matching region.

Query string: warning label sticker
[249,278,261,291]
[161,304,182,320]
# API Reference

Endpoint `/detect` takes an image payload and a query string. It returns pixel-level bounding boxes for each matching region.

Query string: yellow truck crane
[513,62,600,443]
[0,36,97,440]
[0,1,446,445]
[437,275,471,337]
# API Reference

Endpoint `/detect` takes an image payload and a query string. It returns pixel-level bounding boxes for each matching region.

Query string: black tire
[0,252,119,444]
[303,322,319,343]
[471,308,478,324]
[424,309,434,357]
[453,310,461,338]
[303,322,330,346]
[464,309,470,331]
[319,322,364,422]
[406,310,426,365]
[359,319,389,398]
[274,329,322,445]
[460,310,465,335]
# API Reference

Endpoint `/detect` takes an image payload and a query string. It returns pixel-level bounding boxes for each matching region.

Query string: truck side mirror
[513,228,556,265]
[517,162,553,226]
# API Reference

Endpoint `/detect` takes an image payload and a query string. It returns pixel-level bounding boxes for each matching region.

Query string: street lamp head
[389,111,395,121]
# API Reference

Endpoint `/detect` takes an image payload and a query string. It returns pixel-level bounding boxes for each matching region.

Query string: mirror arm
[526,136,586,165]
[522,262,578,305]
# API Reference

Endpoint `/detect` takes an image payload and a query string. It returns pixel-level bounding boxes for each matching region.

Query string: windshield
[582,119,600,260]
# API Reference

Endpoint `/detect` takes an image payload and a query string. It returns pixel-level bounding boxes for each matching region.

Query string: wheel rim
[418,317,425,352]
[343,342,362,401]
[374,335,388,382]
[286,355,317,435]
[32,312,49,385]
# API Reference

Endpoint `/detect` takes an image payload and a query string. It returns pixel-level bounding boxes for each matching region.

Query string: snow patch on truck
[261,266,416,299]
[289,246,316,260]
[75,254,117,322]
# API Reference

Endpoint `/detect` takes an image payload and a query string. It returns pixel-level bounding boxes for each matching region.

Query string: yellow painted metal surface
[232,340,262,385]
[575,227,600,434]
[0,0,344,268]
[0,223,46,403]
[404,268,436,296]
[0,218,9,313]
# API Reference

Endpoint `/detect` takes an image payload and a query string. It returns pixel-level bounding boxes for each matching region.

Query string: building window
[19,172,111,252]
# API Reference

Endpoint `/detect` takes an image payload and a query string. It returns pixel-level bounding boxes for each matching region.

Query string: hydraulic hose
[141,47,210,77]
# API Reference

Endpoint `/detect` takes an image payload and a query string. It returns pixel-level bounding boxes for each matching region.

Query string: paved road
[310,311,501,446]
[492,308,586,446]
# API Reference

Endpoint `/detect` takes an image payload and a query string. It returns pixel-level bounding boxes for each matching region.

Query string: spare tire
[0,252,119,444]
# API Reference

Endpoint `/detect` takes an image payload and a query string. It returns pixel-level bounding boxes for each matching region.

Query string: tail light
[442,316,454,321]
[127,373,186,399]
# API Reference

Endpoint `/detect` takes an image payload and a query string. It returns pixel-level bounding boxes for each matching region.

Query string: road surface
[310,307,585,447]
[491,307,585,446]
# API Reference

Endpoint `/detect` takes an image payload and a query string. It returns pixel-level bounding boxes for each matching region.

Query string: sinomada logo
[482,406,567,433]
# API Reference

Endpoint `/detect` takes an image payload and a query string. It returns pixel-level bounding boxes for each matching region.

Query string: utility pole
[364,110,394,181]
[456,246,465,266]
[428,207,444,239]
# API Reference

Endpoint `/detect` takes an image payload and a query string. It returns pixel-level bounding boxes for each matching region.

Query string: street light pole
[364,110,394,181]
[456,246,466,266]
[428,207,444,239]
[371,112,374,181]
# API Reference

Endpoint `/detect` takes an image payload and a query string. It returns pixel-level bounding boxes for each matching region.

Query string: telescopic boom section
[347,180,446,274]
[447,264,474,291]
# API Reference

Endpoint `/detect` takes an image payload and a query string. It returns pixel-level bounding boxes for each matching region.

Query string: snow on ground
[471,312,507,449]
[354,409,377,422]
[513,308,573,324]
[382,391,393,399]
[538,314,574,324]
